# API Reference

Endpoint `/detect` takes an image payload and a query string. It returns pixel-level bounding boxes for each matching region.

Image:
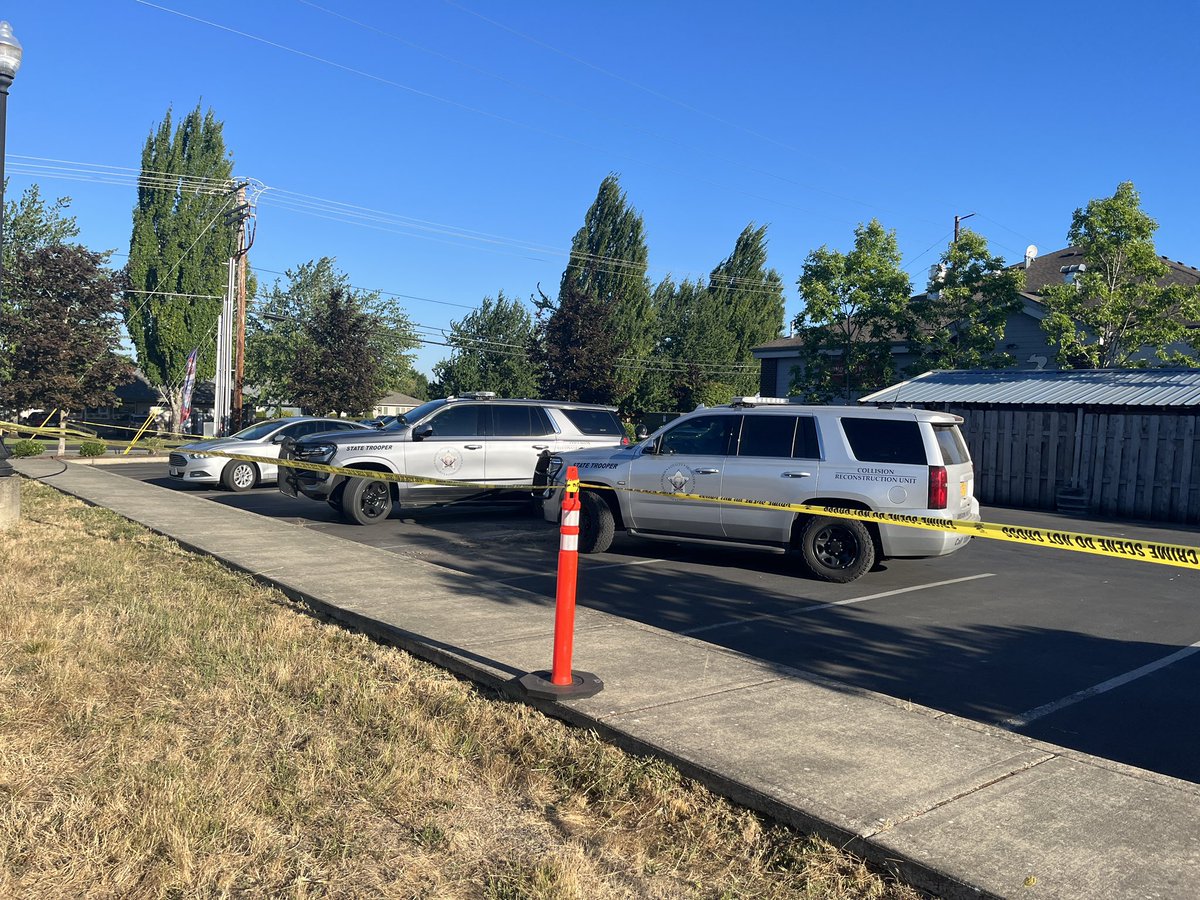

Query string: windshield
[229,420,287,442]
[386,399,445,429]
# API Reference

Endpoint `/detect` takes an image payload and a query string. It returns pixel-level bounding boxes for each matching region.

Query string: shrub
[142,437,166,454]
[79,440,109,457]
[10,439,45,458]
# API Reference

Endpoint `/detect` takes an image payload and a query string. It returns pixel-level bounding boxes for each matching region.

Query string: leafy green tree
[1041,182,1200,368]
[3,181,79,275]
[907,229,1025,371]
[248,258,419,415]
[124,103,240,425]
[793,219,911,403]
[544,175,653,411]
[1,182,82,391]
[0,246,133,439]
[432,292,540,397]
[288,288,381,417]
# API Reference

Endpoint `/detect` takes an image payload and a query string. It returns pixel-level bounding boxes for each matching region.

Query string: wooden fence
[939,406,1200,524]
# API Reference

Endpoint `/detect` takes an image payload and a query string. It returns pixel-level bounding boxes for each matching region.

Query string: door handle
[464,444,483,450]
[531,444,550,450]
[781,472,812,478]
[694,467,720,475]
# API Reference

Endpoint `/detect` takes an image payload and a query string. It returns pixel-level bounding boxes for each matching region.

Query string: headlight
[294,442,337,463]
[187,452,207,460]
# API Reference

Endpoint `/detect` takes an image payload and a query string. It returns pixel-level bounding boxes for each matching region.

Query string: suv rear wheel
[341,476,392,526]
[797,516,875,583]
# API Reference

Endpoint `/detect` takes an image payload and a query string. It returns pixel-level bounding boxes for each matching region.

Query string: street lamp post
[0,21,22,509]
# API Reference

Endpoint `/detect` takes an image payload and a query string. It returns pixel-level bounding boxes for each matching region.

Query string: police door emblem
[661,465,694,494]
[435,447,463,475]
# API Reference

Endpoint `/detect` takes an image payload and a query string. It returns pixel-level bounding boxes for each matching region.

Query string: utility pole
[225,184,256,431]
[954,212,975,243]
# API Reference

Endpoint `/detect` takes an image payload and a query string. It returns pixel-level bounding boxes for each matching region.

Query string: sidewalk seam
[860,752,1056,839]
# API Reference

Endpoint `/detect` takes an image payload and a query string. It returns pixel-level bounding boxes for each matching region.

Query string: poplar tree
[542,175,653,412]
[125,103,239,425]
[649,225,785,410]
[701,224,785,399]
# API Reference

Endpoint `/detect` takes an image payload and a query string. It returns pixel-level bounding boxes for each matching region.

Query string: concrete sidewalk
[15,459,1200,900]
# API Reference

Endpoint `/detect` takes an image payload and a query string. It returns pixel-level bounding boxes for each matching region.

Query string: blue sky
[5,0,1199,377]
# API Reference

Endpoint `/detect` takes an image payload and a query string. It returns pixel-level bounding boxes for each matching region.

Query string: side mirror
[270,433,288,444]
[635,425,649,440]
[640,441,658,456]
[413,423,434,441]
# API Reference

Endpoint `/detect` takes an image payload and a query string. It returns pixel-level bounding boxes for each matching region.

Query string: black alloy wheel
[797,516,875,583]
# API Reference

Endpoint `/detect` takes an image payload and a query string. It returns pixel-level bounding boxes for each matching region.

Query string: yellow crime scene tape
[0,420,186,449]
[162,447,1200,572]
[4,421,1197,572]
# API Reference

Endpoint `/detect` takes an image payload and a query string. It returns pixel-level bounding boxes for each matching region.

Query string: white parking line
[679,573,996,637]
[1001,639,1200,729]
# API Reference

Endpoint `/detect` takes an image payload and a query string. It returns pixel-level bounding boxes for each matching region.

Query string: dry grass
[0,481,925,900]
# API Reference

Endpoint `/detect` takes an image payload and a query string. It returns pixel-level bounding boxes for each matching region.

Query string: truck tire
[797,516,875,583]
[221,460,258,492]
[578,491,615,554]
[341,476,392,526]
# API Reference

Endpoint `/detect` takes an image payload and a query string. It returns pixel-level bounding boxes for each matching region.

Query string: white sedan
[168,417,370,491]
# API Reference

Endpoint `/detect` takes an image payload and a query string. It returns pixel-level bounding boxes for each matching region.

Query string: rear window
[737,415,795,458]
[560,408,623,436]
[840,418,927,465]
[934,424,970,465]
[492,404,555,437]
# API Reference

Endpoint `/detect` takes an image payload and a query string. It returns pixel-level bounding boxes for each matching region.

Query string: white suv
[542,397,980,583]
[280,393,626,525]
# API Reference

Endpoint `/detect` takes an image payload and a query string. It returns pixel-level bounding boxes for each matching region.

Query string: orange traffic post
[519,465,604,700]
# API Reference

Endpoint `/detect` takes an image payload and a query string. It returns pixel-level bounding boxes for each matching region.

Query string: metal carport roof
[859,369,1200,407]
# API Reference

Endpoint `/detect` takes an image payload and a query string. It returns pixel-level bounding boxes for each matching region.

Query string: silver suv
[279,393,626,525]
[542,397,980,583]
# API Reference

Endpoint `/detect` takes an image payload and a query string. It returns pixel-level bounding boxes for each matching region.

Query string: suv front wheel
[341,476,393,526]
[796,516,875,583]
[578,492,615,554]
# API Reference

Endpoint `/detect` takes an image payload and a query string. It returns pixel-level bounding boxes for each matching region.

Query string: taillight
[928,465,948,509]
[621,436,630,446]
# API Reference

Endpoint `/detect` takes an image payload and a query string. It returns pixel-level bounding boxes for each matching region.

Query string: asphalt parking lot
[117,461,1200,784]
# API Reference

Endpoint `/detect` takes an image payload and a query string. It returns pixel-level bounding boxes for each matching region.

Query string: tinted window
[560,408,623,436]
[737,415,796,458]
[427,405,481,437]
[492,405,536,437]
[840,418,926,465]
[531,407,556,436]
[659,414,737,456]
[934,424,970,465]
[794,416,820,459]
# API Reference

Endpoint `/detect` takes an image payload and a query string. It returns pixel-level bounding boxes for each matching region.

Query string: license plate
[169,467,182,476]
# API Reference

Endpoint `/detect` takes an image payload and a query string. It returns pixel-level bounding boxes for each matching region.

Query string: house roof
[376,392,423,407]
[859,368,1200,408]
[1019,246,1200,294]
